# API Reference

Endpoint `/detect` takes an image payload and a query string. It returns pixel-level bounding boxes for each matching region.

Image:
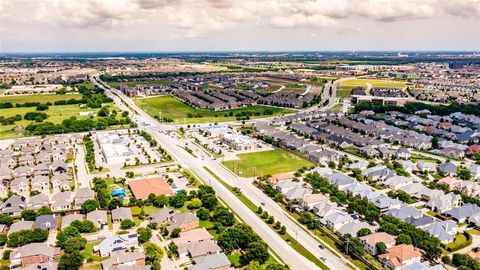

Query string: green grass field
[0,94,118,139]
[108,80,171,88]
[135,95,295,124]
[0,93,82,104]
[338,79,407,97]
[223,148,314,177]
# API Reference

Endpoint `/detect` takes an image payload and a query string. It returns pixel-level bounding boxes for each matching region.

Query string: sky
[0,0,479,53]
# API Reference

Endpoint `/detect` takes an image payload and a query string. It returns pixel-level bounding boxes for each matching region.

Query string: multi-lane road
[92,76,354,270]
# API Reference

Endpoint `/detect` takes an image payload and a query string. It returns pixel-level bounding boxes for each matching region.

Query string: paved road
[74,145,92,188]
[92,76,325,270]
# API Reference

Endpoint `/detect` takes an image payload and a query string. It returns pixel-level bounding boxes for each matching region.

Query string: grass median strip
[203,166,329,270]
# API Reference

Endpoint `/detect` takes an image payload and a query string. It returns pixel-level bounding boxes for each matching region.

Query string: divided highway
[92,76,354,270]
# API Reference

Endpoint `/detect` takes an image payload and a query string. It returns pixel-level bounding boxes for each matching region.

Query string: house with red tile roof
[128,177,173,200]
[378,244,422,270]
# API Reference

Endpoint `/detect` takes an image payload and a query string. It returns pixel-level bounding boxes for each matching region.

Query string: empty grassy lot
[338,79,407,97]
[0,93,82,104]
[108,80,171,88]
[0,94,117,139]
[135,95,295,124]
[223,148,314,177]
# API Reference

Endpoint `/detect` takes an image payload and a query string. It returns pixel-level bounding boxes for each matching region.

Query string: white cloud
[0,0,478,51]
[25,0,466,35]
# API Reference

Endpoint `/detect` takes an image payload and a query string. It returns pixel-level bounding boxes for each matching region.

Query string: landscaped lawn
[135,95,295,124]
[82,240,102,262]
[222,148,314,177]
[131,205,161,216]
[338,79,407,97]
[444,232,471,252]
[0,93,121,139]
[227,251,242,267]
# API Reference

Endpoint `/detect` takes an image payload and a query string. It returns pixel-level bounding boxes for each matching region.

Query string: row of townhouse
[255,122,343,165]
[318,170,460,247]
[276,170,441,269]
[0,161,71,198]
[0,187,95,215]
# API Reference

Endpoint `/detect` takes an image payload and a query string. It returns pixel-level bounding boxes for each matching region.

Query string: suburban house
[274,180,303,194]
[27,193,50,210]
[313,201,339,218]
[97,233,139,257]
[189,253,231,270]
[8,220,34,235]
[34,215,58,231]
[322,211,354,231]
[1,195,27,215]
[166,212,200,233]
[385,206,422,221]
[378,244,422,270]
[178,240,223,259]
[406,215,436,229]
[422,221,458,244]
[74,187,95,209]
[269,172,294,184]
[149,207,176,224]
[439,162,457,176]
[426,192,462,213]
[444,203,480,223]
[416,161,437,173]
[61,214,84,230]
[101,252,146,270]
[301,193,329,208]
[87,209,108,229]
[360,232,396,255]
[50,191,73,211]
[51,174,72,191]
[111,207,133,223]
[10,243,57,268]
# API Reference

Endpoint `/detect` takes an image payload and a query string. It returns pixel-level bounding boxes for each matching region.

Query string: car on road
[318,244,324,249]
[261,202,266,206]
[320,257,326,262]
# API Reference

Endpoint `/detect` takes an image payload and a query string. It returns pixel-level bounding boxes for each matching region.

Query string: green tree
[144,242,164,262]
[187,198,202,209]
[108,198,124,210]
[0,215,13,225]
[154,195,169,207]
[212,207,236,227]
[431,137,439,149]
[244,241,269,264]
[457,167,472,180]
[200,193,218,210]
[70,220,97,233]
[81,199,99,214]
[196,207,210,220]
[356,228,371,238]
[442,255,451,265]
[137,227,152,243]
[21,210,37,221]
[63,237,87,253]
[97,106,110,117]
[58,251,83,270]
[120,219,135,230]
[0,234,7,246]
[170,228,181,238]
[169,192,187,208]
[396,234,413,245]
[376,242,387,254]
[37,207,53,216]
[56,226,81,248]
